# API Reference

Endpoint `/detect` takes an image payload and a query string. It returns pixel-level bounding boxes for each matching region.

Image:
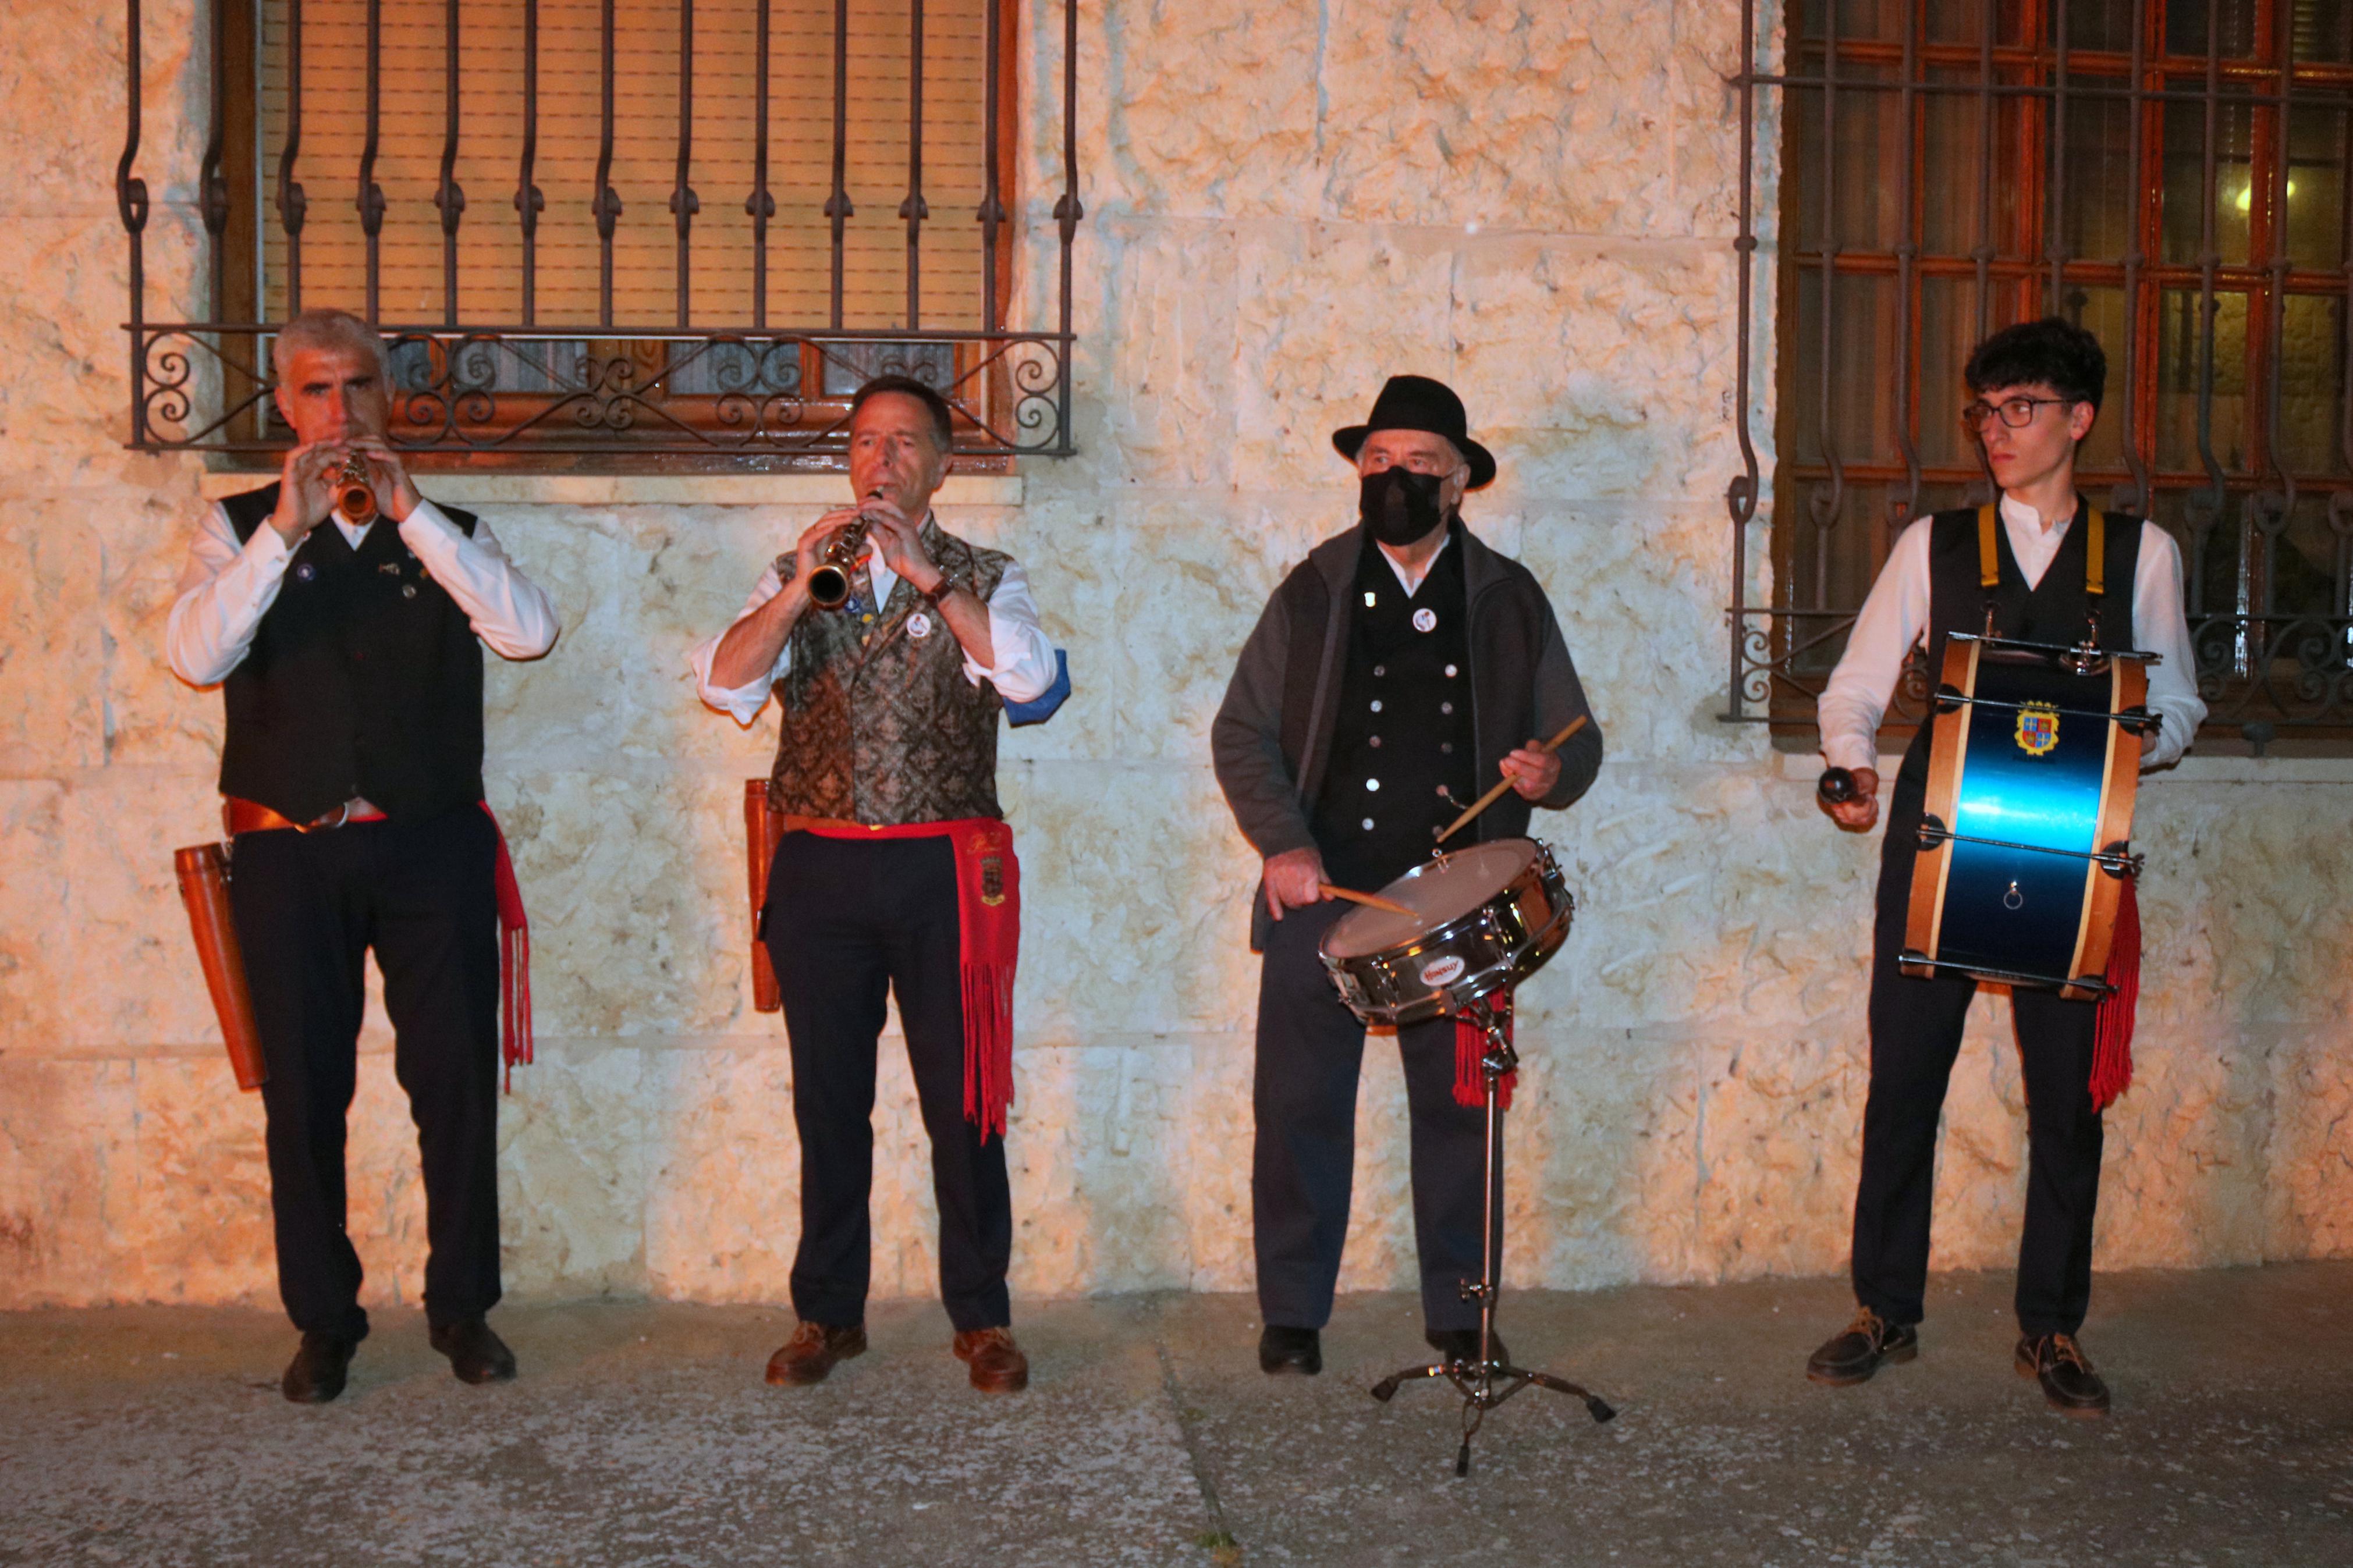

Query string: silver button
[1440,702,1454,715]
[1365,778,1380,792]
[1369,736,1382,748]
[1441,742,1454,754]
[1445,664,1458,678]
[1361,817,1375,830]
[1373,664,1386,678]
[400,584,417,600]
[1370,700,1382,713]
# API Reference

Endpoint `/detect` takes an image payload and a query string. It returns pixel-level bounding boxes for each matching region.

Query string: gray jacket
[1211,522,1603,948]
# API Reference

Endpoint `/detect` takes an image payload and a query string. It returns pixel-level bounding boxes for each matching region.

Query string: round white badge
[908,611,934,640]
[1412,607,1438,633]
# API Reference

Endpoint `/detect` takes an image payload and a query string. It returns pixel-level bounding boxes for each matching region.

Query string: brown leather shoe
[952,1326,1030,1393]
[1806,1305,1918,1386]
[2015,1332,2111,1418]
[765,1320,867,1386]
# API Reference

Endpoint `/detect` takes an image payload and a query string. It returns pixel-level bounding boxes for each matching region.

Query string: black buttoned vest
[1310,529,1478,890]
[217,483,488,824]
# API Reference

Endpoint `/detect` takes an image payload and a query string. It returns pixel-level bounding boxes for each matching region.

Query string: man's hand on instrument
[862,498,943,594]
[793,509,868,595]
[1263,846,1329,922]
[269,442,345,546]
[1822,766,1881,832]
[1500,742,1562,801]
[349,436,423,524]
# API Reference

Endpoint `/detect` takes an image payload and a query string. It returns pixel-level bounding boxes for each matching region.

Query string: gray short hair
[271,309,393,385]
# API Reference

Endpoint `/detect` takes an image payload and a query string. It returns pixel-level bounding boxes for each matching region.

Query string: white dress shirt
[166,496,560,685]
[693,524,1057,724]
[1376,531,1452,596]
[1816,493,2206,773]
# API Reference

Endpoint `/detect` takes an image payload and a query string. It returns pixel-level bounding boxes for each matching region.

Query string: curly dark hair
[1964,317,2109,413]
[850,374,956,451]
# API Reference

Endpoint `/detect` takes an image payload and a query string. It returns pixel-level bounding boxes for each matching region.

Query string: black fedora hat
[1331,374,1497,490]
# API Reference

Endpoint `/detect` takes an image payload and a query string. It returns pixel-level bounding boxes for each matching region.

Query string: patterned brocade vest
[767,517,1012,825]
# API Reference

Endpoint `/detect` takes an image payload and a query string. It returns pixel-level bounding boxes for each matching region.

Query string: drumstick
[1319,883,1417,918]
[1433,714,1592,846]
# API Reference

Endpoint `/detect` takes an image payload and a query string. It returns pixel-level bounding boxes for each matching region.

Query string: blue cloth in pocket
[1006,648,1071,728]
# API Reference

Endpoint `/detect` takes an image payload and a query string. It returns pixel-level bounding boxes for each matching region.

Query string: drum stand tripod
[1369,991,1616,1475]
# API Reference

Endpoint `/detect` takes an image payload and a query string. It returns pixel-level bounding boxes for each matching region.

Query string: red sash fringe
[786,815,1020,1137]
[2090,877,2139,1112]
[481,804,533,1093]
[1453,991,1516,1111]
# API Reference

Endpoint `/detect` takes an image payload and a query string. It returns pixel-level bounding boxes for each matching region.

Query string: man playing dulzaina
[694,376,1057,1394]
[1807,318,2205,1417]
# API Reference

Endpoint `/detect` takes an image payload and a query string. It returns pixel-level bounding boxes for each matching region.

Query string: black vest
[1311,528,1478,891]
[217,483,488,824]
[1900,497,2146,780]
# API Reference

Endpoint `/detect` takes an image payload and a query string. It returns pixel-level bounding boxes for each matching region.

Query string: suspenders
[1975,497,2106,636]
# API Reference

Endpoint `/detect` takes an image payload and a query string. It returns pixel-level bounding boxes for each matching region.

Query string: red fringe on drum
[1454,991,1516,1111]
[2090,878,2138,1112]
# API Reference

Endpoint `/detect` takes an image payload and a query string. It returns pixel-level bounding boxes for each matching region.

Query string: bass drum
[1903,634,2152,999]
[1318,838,1574,1028]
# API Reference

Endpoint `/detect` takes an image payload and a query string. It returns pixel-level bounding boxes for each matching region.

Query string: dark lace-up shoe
[765,1320,867,1386]
[1425,1328,1509,1368]
[1806,1306,1918,1386]
[1258,1325,1321,1376]
[2016,1332,2111,1418]
[953,1327,1030,1393]
[281,1332,359,1404]
[430,1317,518,1385]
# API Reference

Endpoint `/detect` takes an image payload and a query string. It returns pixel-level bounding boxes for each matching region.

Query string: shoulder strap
[1976,503,2000,589]
[2084,504,2106,599]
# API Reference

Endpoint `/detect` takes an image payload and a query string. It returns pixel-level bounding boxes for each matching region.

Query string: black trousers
[228,806,503,1341]
[763,833,1013,1333]
[1853,767,2106,1338]
[1254,899,1493,1334]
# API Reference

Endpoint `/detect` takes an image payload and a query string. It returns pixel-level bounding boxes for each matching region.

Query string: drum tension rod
[1932,690,2160,734]
[1914,822,2143,875]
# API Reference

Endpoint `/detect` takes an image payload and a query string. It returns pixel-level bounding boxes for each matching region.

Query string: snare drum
[1319,838,1574,1027]
[1902,633,2153,999]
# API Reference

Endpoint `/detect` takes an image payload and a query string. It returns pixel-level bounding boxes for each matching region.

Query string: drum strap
[1976,498,2106,598]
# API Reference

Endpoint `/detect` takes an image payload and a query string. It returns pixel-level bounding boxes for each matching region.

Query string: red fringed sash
[2090,877,2139,1112]
[1453,990,1517,1111]
[786,815,1020,1137]
[482,804,533,1093]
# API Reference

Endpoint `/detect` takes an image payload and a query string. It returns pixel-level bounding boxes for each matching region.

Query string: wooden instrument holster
[173,842,268,1090]
[745,781,783,1012]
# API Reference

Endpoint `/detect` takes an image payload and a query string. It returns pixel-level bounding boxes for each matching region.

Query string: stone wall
[3,1,2346,1318]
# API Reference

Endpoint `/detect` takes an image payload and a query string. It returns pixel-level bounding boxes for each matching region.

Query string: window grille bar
[2192,9,2237,667]
[1974,2,1994,341]
[516,0,542,327]
[594,0,620,329]
[360,0,385,323]
[1809,3,1843,616]
[2255,5,2299,627]
[748,0,772,329]
[2118,0,2152,515]
[435,0,464,326]
[1053,0,1082,376]
[2047,0,2072,315]
[825,0,851,332]
[1892,3,1921,535]
[1725,0,1761,721]
[903,0,927,330]
[672,0,700,328]
[276,0,304,315]
[118,0,148,447]
[980,0,1003,335]
[201,0,231,315]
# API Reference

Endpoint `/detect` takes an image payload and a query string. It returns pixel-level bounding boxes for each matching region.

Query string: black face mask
[1358,467,1448,546]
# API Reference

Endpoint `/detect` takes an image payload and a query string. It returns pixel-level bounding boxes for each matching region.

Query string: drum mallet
[1433,714,1592,846]
[1816,767,1859,805]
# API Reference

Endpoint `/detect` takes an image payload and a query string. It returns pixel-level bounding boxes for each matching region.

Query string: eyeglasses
[1960,396,2075,433]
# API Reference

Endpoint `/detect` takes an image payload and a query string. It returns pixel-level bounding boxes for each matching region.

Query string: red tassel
[1454,991,1516,1111]
[2090,878,2138,1113]
[482,805,533,1093]
[962,964,1016,1138]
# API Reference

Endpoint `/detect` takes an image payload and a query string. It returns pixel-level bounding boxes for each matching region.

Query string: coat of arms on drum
[2015,702,2061,757]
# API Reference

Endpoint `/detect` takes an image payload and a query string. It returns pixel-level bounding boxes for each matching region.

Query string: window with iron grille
[1726,0,2353,751]
[118,0,1083,470]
